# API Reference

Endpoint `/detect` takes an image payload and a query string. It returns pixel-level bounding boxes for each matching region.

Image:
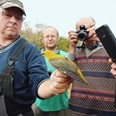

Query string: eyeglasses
[0,9,25,22]
[0,0,23,8]
[44,35,57,39]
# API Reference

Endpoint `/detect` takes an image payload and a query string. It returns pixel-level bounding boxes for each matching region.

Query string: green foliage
[58,36,69,52]
[21,22,69,51]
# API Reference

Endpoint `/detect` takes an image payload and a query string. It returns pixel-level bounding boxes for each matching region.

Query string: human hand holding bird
[42,50,90,87]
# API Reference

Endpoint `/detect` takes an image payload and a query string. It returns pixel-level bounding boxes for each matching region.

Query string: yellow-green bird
[42,50,90,87]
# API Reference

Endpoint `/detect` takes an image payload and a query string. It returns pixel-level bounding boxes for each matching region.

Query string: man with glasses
[67,17,116,116]
[32,26,69,116]
[0,0,71,116]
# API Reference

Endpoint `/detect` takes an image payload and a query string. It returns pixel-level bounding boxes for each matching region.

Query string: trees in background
[21,22,69,52]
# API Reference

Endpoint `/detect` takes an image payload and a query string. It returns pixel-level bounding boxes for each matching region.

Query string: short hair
[42,26,59,37]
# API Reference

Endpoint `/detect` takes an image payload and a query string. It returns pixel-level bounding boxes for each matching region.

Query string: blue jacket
[0,37,49,105]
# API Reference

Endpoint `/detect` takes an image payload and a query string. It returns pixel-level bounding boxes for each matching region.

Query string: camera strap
[0,40,28,98]
[77,41,99,50]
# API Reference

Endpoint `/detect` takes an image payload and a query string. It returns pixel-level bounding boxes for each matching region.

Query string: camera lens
[77,25,88,41]
[78,31,88,41]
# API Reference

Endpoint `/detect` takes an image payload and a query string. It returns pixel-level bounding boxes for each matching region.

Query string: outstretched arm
[37,70,72,98]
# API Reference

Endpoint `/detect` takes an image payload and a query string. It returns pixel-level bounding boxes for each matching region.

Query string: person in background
[0,0,71,116]
[32,26,69,116]
[67,17,116,116]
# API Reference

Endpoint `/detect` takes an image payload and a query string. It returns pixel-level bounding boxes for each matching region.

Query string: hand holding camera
[68,31,78,53]
[76,25,96,41]
[68,25,89,52]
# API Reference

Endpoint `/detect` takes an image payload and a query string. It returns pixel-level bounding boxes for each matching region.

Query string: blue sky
[20,0,116,37]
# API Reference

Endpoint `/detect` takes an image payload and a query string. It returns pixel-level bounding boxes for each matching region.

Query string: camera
[96,24,116,62]
[77,25,88,41]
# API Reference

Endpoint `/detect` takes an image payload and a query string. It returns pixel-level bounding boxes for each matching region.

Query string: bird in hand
[42,50,90,88]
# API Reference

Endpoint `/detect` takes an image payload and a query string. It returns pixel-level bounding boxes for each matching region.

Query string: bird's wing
[49,58,90,87]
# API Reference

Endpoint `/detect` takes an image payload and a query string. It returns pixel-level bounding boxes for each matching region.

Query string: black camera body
[96,24,116,62]
[77,25,88,41]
